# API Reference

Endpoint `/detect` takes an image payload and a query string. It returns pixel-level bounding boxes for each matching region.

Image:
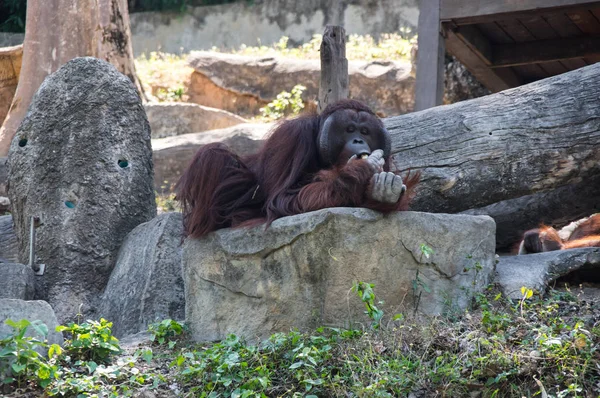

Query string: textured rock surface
[152,123,270,192]
[0,157,7,195]
[183,208,496,342]
[0,215,18,262]
[0,263,35,300]
[99,212,184,338]
[187,52,415,117]
[7,57,156,322]
[145,102,246,139]
[0,299,63,348]
[495,248,600,298]
[130,0,418,55]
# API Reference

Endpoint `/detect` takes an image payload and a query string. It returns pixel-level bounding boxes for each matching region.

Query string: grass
[220,33,415,62]
[135,52,193,103]
[2,284,600,397]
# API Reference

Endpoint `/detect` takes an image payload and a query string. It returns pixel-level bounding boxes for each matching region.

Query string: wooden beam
[441,0,600,25]
[454,25,492,65]
[444,26,521,92]
[415,0,445,111]
[492,36,600,67]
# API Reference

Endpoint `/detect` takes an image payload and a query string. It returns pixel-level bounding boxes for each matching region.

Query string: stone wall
[0,33,24,48]
[130,0,418,55]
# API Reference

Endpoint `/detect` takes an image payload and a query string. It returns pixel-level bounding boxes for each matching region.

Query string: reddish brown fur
[518,215,600,254]
[566,214,600,241]
[176,99,419,238]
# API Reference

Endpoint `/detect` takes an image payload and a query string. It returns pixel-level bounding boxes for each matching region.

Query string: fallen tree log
[385,63,600,247]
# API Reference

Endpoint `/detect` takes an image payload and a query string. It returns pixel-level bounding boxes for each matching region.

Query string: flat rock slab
[0,299,63,348]
[496,248,600,298]
[152,123,270,192]
[0,263,35,300]
[183,208,496,342]
[99,212,184,338]
[145,102,246,139]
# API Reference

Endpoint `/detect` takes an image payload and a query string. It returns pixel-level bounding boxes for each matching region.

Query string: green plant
[155,85,185,102]
[56,318,122,363]
[352,282,385,330]
[259,84,306,120]
[148,319,185,348]
[412,244,433,313]
[156,191,180,212]
[0,319,59,389]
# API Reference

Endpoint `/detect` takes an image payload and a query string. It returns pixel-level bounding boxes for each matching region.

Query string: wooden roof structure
[415,0,600,110]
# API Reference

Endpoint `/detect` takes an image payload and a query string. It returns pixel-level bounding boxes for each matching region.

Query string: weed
[148,319,185,348]
[56,318,122,363]
[259,84,306,121]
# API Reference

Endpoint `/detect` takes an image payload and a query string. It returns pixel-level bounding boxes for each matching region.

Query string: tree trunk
[0,45,22,128]
[0,0,145,157]
[385,63,600,247]
[318,25,348,113]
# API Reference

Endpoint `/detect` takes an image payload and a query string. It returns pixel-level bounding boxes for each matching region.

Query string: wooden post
[415,0,445,111]
[318,25,349,113]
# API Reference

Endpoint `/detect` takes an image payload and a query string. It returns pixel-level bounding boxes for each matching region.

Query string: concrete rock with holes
[7,57,156,323]
[99,212,184,338]
[183,208,496,342]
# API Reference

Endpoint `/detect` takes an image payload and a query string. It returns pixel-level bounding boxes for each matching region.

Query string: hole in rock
[118,159,129,168]
[65,201,76,209]
[18,138,28,147]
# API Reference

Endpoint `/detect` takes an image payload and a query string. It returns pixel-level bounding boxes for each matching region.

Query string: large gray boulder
[0,263,35,300]
[99,212,184,338]
[183,209,496,342]
[152,123,270,193]
[0,299,63,348]
[7,57,156,323]
[145,102,246,139]
[495,248,600,298]
[0,215,18,262]
[187,51,415,117]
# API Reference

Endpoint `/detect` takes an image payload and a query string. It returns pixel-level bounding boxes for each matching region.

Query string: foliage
[131,0,240,12]
[148,319,186,348]
[174,328,362,396]
[0,0,26,33]
[0,319,59,389]
[133,0,189,12]
[3,286,600,397]
[156,191,180,213]
[259,84,306,121]
[55,318,122,363]
[1,318,161,397]
[352,282,385,330]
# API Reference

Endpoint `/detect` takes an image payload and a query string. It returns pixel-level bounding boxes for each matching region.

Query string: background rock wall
[130,0,418,55]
